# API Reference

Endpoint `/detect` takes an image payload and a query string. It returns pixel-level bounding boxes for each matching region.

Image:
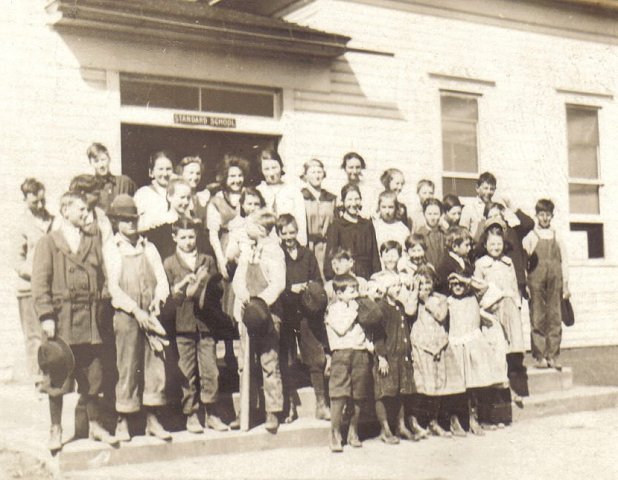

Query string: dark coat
[32,230,105,345]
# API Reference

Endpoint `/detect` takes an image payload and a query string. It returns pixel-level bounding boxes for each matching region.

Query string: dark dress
[435,254,474,294]
[373,299,415,398]
[417,225,447,271]
[323,216,381,280]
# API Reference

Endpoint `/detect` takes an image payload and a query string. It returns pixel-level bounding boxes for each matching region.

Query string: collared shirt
[60,220,82,254]
[103,233,169,314]
[325,300,371,351]
[176,248,198,272]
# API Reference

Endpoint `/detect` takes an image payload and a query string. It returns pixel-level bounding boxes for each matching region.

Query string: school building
[2,0,618,376]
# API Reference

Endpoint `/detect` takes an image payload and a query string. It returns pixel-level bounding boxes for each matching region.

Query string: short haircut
[60,191,87,213]
[341,183,362,202]
[379,168,404,190]
[86,142,109,161]
[301,158,326,181]
[218,153,249,188]
[21,178,44,198]
[416,179,435,193]
[176,156,203,176]
[332,273,359,293]
[172,218,198,235]
[341,152,366,170]
[276,213,298,234]
[405,233,427,252]
[69,174,99,194]
[445,226,472,251]
[442,194,462,212]
[377,190,397,207]
[253,209,277,234]
[483,201,505,218]
[258,148,284,177]
[149,150,174,171]
[422,197,443,214]
[380,240,402,257]
[239,187,266,216]
[331,248,353,263]
[166,177,191,197]
[477,171,497,187]
[535,198,555,214]
[415,264,437,286]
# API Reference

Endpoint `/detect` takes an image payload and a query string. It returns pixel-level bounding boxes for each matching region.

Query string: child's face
[168,184,192,215]
[242,194,262,216]
[117,218,138,238]
[378,197,397,222]
[449,280,468,298]
[63,198,88,228]
[279,223,298,250]
[381,248,400,272]
[332,257,354,276]
[338,285,359,303]
[261,159,282,185]
[418,275,434,299]
[452,239,471,258]
[344,158,363,183]
[385,281,402,302]
[485,234,504,258]
[305,164,325,188]
[418,184,434,203]
[173,228,197,253]
[424,205,441,228]
[407,244,426,264]
[486,206,504,222]
[476,181,496,204]
[25,190,46,216]
[343,190,362,217]
[536,211,553,229]
[445,206,462,226]
[90,152,111,177]
[182,162,202,190]
[227,166,244,192]
[150,157,173,188]
[389,174,405,195]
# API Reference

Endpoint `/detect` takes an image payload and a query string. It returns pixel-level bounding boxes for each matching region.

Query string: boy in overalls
[232,210,285,433]
[523,199,570,369]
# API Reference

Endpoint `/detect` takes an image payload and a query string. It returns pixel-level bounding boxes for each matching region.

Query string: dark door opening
[121,124,279,190]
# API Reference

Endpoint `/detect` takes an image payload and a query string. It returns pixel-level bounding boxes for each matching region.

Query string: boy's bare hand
[377,356,389,376]
[290,282,307,294]
[41,319,55,339]
[134,308,151,331]
[324,354,332,377]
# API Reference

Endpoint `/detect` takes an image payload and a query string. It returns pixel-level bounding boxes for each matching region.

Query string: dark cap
[242,297,274,337]
[301,281,328,316]
[108,194,138,220]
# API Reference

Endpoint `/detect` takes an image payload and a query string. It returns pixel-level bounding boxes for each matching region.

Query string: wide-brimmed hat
[242,297,274,337]
[38,337,75,397]
[301,281,328,315]
[108,194,138,220]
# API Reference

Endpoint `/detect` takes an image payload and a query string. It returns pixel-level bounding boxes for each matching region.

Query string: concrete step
[58,384,618,472]
[522,366,573,395]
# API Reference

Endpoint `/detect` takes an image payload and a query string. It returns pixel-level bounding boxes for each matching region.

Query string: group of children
[17,144,570,454]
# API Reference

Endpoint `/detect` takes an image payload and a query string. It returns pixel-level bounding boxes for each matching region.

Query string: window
[440,91,480,197]
[566,105,603,258]
[120,75,280,118]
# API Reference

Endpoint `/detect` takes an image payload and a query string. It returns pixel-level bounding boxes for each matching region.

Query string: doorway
[121,124,279,189]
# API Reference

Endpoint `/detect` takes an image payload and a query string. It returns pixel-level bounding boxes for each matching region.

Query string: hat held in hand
[242,297,274,337]
[301,281,328,315]
[108,194,138,220]
[356,297,382,330]
[38,337,75,397]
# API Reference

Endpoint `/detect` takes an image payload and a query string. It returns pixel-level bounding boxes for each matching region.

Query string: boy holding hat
[32,191,117,452]
[232,209,285,433]
[276,213,330,423]
[103,194,171,441]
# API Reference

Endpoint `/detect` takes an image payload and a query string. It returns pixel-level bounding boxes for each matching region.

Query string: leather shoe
[380,431,400,445]
[315,395,331,421]
[115,416,131,442]
[229,415,241,430]
[89,421,119,446]
[450,415,467,437]
[186,413,204,434]
[428,420,452,438]
[264,412,279,434]
[49,424,62,453]
[330,430,343,453]
[146,413,172,441]
[205,415,229,432]
[347,429,362,448]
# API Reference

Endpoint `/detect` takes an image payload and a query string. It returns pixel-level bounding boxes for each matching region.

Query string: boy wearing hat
[232,210,285,433]
[32,191,117,452]
[163,218,228,433]
[276,214,330,423]
[103,194,171,441]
